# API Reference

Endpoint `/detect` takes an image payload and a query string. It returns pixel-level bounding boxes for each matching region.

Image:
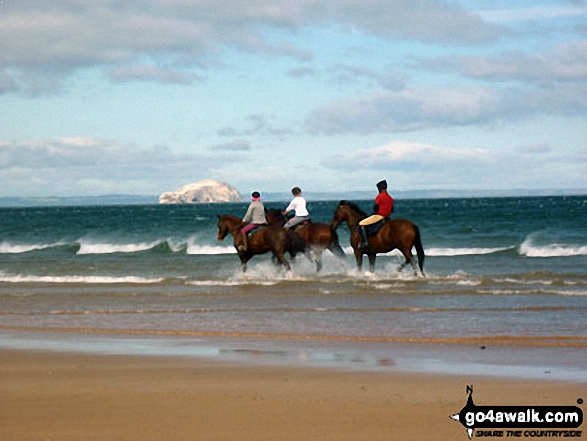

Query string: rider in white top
[283,187,309,229]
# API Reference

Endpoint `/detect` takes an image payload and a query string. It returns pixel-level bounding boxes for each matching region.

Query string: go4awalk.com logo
[450,386,584,439]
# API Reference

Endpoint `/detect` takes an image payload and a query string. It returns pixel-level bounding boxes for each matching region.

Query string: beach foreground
[1,349,584,441]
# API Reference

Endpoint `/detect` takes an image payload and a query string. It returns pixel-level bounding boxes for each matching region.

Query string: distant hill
[0,188,584,207]
[259,188,587,202]
[0,195,158,207]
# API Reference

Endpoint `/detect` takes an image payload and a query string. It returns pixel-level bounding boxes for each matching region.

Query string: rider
[283,187,309,229]
[358,180,394,250]
[239,191,267,251]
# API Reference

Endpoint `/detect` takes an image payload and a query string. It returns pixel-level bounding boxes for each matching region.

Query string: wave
[0,237,235,256]
[76,240,165,255]
[186,244,236,255]
[2,237,584,259]
[519,237,587,257]
[0,273,164,284]
[427,247,512,256]
[0,241,72,254]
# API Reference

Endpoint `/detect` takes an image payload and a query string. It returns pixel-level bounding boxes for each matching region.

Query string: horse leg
[410,257,420,276]
[367,254,376,273]
[313,249,323,272]
[354,250,363,272]
[329,243,345,258]
[328,229,346,258]
[273,251,291,273]
[397,248,413,274]
[238,252,249,273]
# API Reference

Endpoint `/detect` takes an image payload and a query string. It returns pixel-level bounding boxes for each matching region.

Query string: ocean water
[0,196,586,376]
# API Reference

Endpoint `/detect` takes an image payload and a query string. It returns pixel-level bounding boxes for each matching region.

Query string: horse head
[265,208,286,226]
[216,215,230,241]
[331,200,365,230]
[330,200,349,230]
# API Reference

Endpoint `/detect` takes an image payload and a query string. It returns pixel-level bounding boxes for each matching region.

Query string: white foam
[0,273,164,284]
[186,279,278,286]
[76,240,162,255]
[0,241,64,254]
[519,238,587,257]
[427,247,511,256]
[186,244,236,255]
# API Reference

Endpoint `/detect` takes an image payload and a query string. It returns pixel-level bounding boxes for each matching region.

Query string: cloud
[519,144,552,154]
[217,114,294,139]
[0,0,504,94]
[306,80,587,134]
[478,4,587,23]
[209,140,252,151]
[286,66,316,78]
[329,64,407,90]
[108,64,204,84]
[423,41,587,82]
[321,140,587,190]
[321,141,501,189]
[306,86,506,134]
[323,141,491,172]
[0,138,244,196]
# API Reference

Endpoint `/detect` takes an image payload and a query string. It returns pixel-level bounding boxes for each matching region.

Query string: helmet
[376,180,387,191]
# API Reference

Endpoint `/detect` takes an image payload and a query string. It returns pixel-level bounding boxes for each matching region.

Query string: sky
[1,0,586,197]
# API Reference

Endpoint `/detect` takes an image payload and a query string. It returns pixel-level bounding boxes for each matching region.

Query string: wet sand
[0,348,584,441]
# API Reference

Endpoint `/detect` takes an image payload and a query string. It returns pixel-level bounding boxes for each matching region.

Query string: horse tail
[413,225,425,275]
[329,226,346,258]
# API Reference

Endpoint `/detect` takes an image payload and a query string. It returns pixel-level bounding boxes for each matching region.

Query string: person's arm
[283,199,296,215]
[373,194,381,214]
[243,204,254,223]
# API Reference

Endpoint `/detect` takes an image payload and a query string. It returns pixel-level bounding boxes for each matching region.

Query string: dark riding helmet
[251,191,261,199]
[376,180,387,191]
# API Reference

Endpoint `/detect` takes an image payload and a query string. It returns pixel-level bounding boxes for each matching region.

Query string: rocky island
[159,179,241,204]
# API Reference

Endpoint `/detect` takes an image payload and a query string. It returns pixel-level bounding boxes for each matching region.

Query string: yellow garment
[359,214,384,226]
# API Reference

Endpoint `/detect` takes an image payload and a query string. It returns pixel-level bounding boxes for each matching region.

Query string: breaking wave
[426,247,512,256]
[0,238,236,256]
[519,237,587,257]
[0,273,164,284]
[1,237,585,258]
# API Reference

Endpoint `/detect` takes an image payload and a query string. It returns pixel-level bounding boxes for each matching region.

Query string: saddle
[245,224,267,236]
[363,218,388,236]
[287,219,312,230]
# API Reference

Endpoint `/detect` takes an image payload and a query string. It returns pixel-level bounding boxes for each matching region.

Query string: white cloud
[306,80,587,135]
[323,141,491,172]
[321,140,586,190]
[425,41,587,82]
[108,64,204,84]
[0,138,244,196]
[479,4,587,23]
[306,86,506,134]
[0,0,504,94]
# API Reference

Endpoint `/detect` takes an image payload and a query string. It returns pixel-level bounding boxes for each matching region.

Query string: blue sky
[1,0,586,197]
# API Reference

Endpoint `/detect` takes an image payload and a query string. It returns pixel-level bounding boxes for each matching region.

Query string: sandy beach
[1,348,584,441]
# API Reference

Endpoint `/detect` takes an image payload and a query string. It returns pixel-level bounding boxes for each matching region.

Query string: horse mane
[338,200,367,217]
[217,214,244,227]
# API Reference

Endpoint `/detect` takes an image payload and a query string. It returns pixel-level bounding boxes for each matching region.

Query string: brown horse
[265,209,345,272]
[216,215,293,273]
[330,201,425,276]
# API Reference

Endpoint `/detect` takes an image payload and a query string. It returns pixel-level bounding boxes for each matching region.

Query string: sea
[1,196,586,380]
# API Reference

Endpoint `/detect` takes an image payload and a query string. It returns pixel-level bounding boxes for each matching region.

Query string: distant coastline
[0,188,585,207]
